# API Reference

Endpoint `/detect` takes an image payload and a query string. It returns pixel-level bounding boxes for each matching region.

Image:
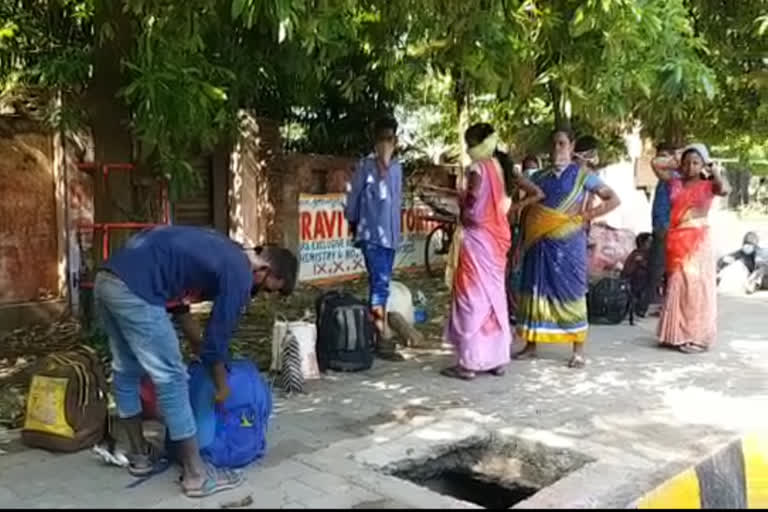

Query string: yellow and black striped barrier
[637,433,768,508]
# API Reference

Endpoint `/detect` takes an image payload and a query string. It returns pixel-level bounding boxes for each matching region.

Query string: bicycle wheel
[425,224,452,278]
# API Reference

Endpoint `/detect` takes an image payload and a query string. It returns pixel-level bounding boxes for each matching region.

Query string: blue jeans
[94,271,196,441]
[360,243,395,307]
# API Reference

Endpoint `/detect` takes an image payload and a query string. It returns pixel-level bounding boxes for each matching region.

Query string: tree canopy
[1,0,767,182]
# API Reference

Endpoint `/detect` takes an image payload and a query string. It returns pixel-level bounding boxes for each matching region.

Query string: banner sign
[298,193,442,282]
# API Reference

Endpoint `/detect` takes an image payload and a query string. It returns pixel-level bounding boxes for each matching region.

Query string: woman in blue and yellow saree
[514,129,620,368]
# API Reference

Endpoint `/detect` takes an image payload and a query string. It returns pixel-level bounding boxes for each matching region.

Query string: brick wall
[0,117,59,304]
[228,112,280,248]
[228,114,461,256]
[268,153,358,253]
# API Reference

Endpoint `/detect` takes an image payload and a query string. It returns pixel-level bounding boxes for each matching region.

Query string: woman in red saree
[657,143,730,353]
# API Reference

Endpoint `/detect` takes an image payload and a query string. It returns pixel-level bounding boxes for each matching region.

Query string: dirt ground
[0,270,450,430]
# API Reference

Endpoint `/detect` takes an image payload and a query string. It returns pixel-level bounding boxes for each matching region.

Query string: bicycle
[416,193,458,278]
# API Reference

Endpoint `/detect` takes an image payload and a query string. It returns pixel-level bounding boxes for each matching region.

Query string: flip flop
[183,465,244,499]
[677,344,707,354]
[440,366,476,381]
[512,348,537,360]
[376,349,406,362]
[489,366,506,377]
[128,444,167,477]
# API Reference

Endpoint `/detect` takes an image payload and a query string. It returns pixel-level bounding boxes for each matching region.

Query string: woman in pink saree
[441,123,543,380]
[657,143,730,353]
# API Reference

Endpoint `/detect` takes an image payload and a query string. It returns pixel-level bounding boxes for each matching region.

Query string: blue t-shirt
[651,172,679,230]
[344,156,402,250]
[104,226,253,365]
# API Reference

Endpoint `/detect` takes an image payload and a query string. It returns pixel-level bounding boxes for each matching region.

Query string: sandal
[567,355,586,369]
[489,366,506,377]
[128,444,167,477]
[677,343,707,354]
[440,366,476,381]
[182,464,244,499]
[512,345,537,360]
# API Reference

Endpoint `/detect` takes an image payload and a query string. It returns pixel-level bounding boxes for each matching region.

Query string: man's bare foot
[567,354,586,368]
[513,343,537,360]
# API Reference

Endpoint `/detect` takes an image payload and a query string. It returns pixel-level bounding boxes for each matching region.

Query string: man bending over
[95,225,297,498]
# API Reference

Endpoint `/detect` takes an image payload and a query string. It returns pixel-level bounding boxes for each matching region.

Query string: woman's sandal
[677,343,707,354]
[489,366,506,377]
[182,464,244,499]
[440,366,477,381]
[512,346,537,360]
[567,355,586,369]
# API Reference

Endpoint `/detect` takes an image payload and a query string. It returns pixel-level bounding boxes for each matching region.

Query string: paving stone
[351,498,410,509]
[244,459,318,490]
[273,478,327,503]
[7,295,768,508]
[0,486,23,507]
[280,501,307,509]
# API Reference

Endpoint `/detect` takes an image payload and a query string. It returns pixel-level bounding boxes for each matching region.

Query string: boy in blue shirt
[643,142,682,314]
[95,226,297,498]
[345,117,403,360]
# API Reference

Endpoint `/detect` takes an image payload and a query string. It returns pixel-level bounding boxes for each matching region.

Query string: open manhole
[387,435,593,509]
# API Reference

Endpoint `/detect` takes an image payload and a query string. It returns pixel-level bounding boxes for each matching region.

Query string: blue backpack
[187,359,273,469]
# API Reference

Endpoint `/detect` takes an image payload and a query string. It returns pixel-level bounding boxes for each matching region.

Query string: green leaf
[232,0,247,20]
[757,15,768,36]
[700,74,715,99]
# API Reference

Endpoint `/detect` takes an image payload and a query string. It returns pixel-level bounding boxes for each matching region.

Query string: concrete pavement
[1,293,767,508]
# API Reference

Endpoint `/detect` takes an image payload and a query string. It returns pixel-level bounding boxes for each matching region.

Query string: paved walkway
[1,293,767,508]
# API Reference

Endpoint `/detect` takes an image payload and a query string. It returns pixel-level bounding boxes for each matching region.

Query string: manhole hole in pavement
[412,469,537,509]
[386,435,593,509]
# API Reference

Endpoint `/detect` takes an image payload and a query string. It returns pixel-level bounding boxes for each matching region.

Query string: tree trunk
[453,72,470,167]
[550,83,571,131]
[662,121,686,149]
[87,1,137,259]
[727,165,752,209]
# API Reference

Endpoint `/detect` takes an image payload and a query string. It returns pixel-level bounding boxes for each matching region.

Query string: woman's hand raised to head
[711,162,731,197]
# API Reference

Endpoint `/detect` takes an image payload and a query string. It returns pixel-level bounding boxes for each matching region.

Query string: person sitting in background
[521,155,541,178]
[621,232,653,316]
[717,231,768,294]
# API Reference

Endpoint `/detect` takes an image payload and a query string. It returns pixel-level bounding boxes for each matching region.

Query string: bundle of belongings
[140,359,273,469]
[21,347,273,472]
[586,222,638,326]
[21,346,110,453]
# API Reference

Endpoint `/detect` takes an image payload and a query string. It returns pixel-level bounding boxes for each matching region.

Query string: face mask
[523,167,538,177]
[743,244,756,255]
[375,141,395,167]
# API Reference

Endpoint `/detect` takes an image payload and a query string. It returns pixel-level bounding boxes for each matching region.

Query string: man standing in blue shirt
[94,226,297,498]
[345,117,403,360]
[642,142,681,315]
